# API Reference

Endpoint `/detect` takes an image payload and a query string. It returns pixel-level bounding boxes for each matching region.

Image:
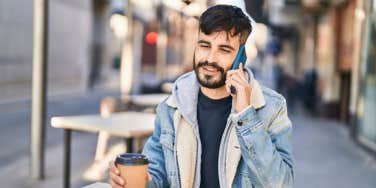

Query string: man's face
[194,30,241,89]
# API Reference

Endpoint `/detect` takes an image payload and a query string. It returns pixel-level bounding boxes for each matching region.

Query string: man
[110,5,294,188]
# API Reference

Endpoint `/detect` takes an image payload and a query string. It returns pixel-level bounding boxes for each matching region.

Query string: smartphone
[230,44,247,94]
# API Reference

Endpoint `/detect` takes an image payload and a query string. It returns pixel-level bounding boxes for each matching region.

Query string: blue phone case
[231,45,247,70]
[230,45,247,94]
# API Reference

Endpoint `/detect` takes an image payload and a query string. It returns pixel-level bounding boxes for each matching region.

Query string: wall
[0,0,93,102]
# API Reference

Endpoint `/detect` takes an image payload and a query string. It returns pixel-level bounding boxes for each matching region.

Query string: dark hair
[199,5,252,44]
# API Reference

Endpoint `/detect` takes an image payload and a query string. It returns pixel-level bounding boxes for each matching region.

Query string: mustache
[196,61,225,74]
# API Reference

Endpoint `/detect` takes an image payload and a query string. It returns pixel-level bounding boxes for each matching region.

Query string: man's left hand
[225,63,252,113]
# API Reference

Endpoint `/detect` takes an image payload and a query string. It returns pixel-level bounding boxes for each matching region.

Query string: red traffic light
[145,32,158,45]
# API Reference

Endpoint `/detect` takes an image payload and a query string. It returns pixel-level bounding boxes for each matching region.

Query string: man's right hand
[109,161,125,188]
[109,161,152,188]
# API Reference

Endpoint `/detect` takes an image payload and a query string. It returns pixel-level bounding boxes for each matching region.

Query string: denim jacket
[142,69,295,188]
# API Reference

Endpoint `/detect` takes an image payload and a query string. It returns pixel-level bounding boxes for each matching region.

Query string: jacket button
[237,121,243,126]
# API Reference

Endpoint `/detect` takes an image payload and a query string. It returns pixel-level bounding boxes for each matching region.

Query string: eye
[200,44,209,48]
[220,48,231,53]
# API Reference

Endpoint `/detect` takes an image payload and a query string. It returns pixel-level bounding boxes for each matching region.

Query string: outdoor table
[82,182,111,188]
[51,112,155,188]
[128,94,169,107]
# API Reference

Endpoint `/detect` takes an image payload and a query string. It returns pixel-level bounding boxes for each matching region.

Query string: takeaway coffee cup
[115,153,149,188]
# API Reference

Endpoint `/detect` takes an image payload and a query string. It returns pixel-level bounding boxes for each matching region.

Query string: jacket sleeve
[231,99,295,188]
[142,111,169,188]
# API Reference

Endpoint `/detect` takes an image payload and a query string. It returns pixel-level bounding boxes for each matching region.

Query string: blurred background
[0,0,376,187]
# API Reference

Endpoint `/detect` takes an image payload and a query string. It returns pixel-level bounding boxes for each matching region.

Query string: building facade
[0,0,94,102]
[353,0,376,153]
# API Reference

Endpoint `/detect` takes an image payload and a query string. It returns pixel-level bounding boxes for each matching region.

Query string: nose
[205,49,217,63]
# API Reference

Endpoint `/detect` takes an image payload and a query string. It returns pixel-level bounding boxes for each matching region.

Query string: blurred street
[0,90,376,188]
[1,0,376,187]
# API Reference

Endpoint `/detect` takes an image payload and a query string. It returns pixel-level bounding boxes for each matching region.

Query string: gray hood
[166,68,262,129]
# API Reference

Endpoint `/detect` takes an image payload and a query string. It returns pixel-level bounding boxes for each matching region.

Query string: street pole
[156,3,167,80]
[120,0,134,100]
[31,0,48,180]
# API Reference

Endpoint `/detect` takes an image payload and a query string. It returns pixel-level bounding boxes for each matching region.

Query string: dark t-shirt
[197,89,232,188]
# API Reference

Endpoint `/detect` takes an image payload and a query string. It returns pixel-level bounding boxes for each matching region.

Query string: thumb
[147,172,152,181]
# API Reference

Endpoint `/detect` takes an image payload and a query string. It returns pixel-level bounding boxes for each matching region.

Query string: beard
[193,57,227,89]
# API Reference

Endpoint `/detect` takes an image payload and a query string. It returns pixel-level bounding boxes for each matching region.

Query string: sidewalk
[0,89,119,188]
[293,115,376,188]
[0,91,375,187]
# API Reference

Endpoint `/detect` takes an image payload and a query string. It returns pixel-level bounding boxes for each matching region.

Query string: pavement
[0,89,376,188]
[292,114,376,188]
[0,88,120,188]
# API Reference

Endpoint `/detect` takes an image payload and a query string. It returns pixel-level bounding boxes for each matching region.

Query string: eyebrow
[198,40,235,51]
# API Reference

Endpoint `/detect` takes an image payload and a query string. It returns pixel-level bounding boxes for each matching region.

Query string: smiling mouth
[202,66,218,72]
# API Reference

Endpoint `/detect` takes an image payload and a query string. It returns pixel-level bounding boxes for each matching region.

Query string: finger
[225,82,230,92]
[227,75,245,96]
[110,161,120,175]
[110,171,125,185]
[231,74,248,85]
[227,71,240,85]
[110,171,125,186]
[226,68,242,77]
[227,69,237,74]
[234,66,248,83]
[147,172,152,181]
[239,63,244,74]
[229,78,246,92]
[225,81,232,94]
[227,69,244,78]
[109,179,124,188]
[226,71,235,85]
[225,77,234,90]
[227,71,247,87]
[226,70,236,80]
